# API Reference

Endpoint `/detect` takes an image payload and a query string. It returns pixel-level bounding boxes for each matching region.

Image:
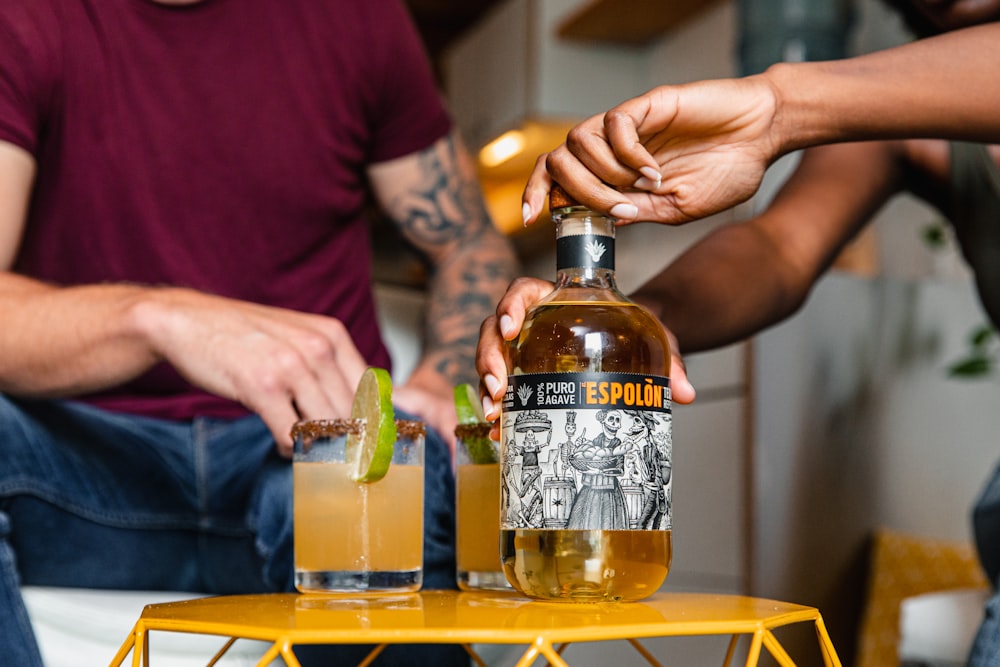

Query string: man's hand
[475,278,696,440]
[521,76,782,227]
[136,288,369,457]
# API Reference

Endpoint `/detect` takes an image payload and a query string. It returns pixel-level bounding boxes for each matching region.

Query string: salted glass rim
[291,417,425,443]
[454,422,492,439]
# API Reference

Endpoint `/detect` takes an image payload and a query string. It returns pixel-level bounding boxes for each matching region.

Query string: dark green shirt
[950,142,1000,328]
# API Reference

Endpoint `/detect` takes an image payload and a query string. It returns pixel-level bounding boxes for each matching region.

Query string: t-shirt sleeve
[363,0,453,164]
[0,6,52,154]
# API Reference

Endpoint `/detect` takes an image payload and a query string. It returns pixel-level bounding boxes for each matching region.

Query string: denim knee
[967,590,1000,666]
[973,462,1000,584]
[248,459,295,592]
[413,415,457,591]
[0,494,45,667]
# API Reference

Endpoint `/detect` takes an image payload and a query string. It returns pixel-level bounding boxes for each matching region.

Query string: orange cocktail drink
[455,422,509,590]
[293,418,424,593]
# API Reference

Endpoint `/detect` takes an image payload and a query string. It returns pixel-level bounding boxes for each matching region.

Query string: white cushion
[23,586,524,666]
[898,587,990,665]
[22,586,274,667]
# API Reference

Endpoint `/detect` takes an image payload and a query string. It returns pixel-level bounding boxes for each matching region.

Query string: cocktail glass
[455,422,510,591]
[293,418,424,594]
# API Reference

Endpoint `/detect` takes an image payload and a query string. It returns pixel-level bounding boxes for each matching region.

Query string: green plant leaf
[921,223,947,249]
[970,325,995,349]
[948,356,994,378]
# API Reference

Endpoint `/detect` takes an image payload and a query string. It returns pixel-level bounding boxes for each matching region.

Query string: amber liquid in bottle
[500,191,672,601]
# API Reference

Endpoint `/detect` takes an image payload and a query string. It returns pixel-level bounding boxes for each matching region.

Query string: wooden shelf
[557,0,723,45]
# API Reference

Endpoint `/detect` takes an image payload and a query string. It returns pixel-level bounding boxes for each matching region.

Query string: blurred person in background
[0,0,517,665]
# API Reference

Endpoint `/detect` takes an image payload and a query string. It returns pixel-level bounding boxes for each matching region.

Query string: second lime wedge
[454,382,486,424]
[346,367,396,482]
[454,383,497,464]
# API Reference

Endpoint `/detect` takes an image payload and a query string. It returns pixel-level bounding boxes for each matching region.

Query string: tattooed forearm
[423,241,518,385]
[370,129,519,386]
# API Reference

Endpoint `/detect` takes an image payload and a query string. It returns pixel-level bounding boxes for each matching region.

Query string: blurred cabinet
[443,0,646,152]
[558,0,724,44]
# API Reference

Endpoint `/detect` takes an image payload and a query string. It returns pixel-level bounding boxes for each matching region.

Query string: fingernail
[482,394,497,419]
[484,373,502,397]
[682,379,696,401]
[499,314,516,338]
[610,203,639,220]
[633,176,659,191]
[639,166,661,186]
[522,202,532,226]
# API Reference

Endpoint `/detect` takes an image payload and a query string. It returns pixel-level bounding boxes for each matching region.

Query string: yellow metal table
[109,590,841,667]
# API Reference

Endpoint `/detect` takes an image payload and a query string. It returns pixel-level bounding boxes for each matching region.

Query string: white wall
[751,271,1000,663]
[374,284,425,384]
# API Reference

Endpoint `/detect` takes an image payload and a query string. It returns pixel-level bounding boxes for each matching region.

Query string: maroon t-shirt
[0,0,451,419]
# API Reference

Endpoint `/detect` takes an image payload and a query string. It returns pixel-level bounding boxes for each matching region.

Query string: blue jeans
[968,459,1000,666]
[0,395,465,666]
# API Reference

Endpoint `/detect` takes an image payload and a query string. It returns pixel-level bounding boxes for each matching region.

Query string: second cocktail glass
[455,422,510,591]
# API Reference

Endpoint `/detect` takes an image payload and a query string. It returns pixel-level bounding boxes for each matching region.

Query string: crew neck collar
[131,0,226,12]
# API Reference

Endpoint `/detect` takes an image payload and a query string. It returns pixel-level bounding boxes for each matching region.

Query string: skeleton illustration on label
[500,372,672,531]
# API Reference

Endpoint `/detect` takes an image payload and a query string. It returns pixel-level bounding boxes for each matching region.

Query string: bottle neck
[553,207,617,288]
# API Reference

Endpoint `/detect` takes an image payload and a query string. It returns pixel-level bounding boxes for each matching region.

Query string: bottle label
[556,234,615,271]
[500,372,672,532]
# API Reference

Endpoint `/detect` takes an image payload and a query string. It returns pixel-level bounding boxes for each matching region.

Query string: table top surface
[134,591,825,644]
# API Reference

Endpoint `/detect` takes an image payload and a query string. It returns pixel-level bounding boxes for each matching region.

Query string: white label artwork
[500,372,672,531]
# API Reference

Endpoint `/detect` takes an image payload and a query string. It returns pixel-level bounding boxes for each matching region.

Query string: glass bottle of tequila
[499,185,674,601]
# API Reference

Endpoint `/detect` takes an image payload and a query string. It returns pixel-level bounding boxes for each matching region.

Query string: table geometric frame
[109,591,841,667]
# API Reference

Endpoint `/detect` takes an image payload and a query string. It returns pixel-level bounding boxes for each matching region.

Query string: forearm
[631,224,807,354]
[772,23,1000,153]
[370,129,520,391]
[632,140,902,353]
[0,272,161,396]
[414,229,518,389]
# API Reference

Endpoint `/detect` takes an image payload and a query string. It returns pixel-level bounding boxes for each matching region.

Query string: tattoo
[382,132,518,386]
[388,133,493,250]
[424,244,517,386]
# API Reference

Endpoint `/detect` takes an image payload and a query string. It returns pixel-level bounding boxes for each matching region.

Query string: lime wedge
[454,383,486,424]
[346,367,396,482]
[454,383,497,464]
